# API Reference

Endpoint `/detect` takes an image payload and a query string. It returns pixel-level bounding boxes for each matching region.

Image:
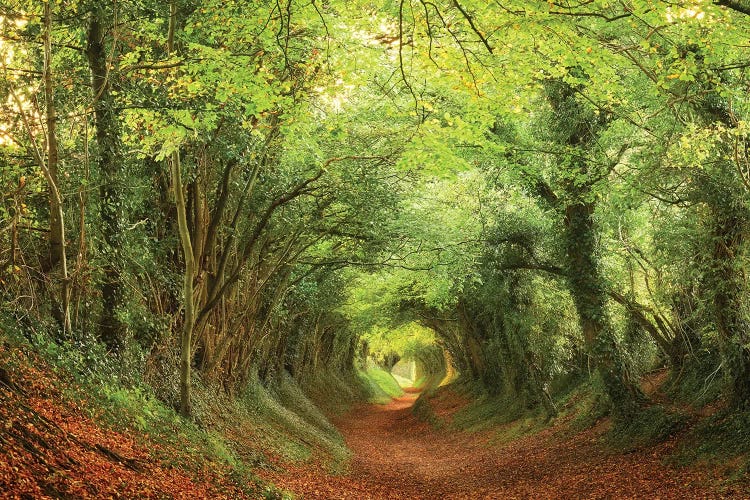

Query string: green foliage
[365,323,437,366]
[678,410,750,474]
[4,0,750,478]
[0,318,285,497]
[414,381,549,441]
[607,405,686,451]
[358,364,404,404]
[567,381,613,433]
[255,374,351,467]
[666,352,725,407]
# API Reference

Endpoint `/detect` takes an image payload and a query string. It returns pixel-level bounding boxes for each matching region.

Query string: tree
[1,2,72,335]
[86,2,127,350]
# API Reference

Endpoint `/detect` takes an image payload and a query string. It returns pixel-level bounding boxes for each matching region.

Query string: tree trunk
[87,7,125,350]
[710,211,750,409]
[43,2,63,273]
[564,201,642,421]
[175,151,196,418]
[163,2,197,418]
[695,94,750,409]
[43,1,71,335]
[541,76,643,421]
[7,2,71,336]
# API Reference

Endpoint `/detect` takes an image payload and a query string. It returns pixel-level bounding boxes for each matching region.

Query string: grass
[566,384,611,433]
[391,372,413,388]
[358,364,404,404]
[413,373,688,453]
[411,368,446,393]
[411,395,442,428]
[449,383,548,436]
[666,354,724,408]
[260,373,352,467]
[452,395,538,433]
[553,375,686,450]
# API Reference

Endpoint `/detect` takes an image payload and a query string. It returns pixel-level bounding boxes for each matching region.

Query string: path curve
[269,390,736,499]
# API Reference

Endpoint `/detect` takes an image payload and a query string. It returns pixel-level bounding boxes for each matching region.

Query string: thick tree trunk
[694,92,750,409]
[539,76,643,420]
[87,8,125,350]
[710,212,750,409]
[564,201,642,420]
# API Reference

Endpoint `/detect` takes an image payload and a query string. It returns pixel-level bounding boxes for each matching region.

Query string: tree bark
[162,1,197,417]
[43,1,71,335]
[87,6,125,350]
[564,201,642,420]
[5,2,71,336]
[43,1,63,274]
[173,150,196,418]
[710,211,750,409]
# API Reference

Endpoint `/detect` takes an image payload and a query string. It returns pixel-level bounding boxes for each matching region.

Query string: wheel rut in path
[267,390,735,499]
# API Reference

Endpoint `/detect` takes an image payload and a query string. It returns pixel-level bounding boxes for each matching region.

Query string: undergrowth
[412,395,442,428]
[0,313,373,497]
[566,381,611,433]
[672,410,750,485]
[606,405,686,451]
[1,318,289,498]
[415,372,692,455]
[665,352,724,408]
[447,381,549,440]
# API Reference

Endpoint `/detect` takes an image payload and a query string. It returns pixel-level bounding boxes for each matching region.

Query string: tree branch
[452,1,493,54]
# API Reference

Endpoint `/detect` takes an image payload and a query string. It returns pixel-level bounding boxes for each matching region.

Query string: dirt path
[267,391,741,499]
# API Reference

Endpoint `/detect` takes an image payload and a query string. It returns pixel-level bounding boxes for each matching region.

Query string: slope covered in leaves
[0,341,275,499]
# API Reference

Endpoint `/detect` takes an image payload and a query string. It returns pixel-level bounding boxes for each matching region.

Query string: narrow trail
[267,390,738,499]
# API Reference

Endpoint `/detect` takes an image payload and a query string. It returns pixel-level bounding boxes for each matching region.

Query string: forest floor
[3,335,747,499]
[0,342,275,499]
[266,387,748,499]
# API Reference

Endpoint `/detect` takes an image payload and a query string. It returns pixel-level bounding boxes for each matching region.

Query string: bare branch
[452,1,493,53]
